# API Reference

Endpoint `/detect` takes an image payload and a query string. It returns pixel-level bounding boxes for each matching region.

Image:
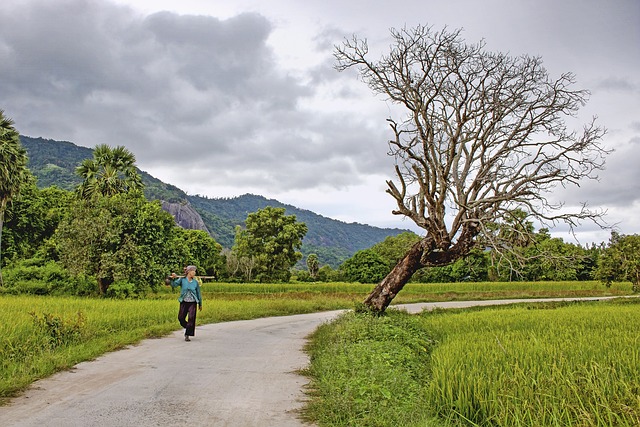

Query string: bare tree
[335,25,609,312]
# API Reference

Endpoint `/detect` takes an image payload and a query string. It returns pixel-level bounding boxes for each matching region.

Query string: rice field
[303,297,640,426]
[1,279,637,424]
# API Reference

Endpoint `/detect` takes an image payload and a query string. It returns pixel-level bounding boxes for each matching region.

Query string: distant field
[0,280,634,401]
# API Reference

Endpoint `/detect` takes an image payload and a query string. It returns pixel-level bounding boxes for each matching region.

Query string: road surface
[0,297,620,426]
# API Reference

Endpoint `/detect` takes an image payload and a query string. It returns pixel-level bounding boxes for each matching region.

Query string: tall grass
[303,298,640,426]
[0,292,350,400]
[425,299,640,426]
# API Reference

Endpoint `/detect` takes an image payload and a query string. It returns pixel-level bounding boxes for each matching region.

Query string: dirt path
[0,297,621,427]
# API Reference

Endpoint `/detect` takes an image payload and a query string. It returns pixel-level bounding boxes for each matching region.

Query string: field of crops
[1,279,637,425]
[304,297,640,426]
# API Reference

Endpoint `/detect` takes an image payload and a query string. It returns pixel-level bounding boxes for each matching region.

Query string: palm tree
[0,110,29,285]
[76,144,143,199]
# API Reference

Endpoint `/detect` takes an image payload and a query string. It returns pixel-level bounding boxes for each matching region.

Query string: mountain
[21,136,411,267]
[21,136,188,202]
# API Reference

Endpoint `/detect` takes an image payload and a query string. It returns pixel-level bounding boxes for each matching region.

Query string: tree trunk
[363,238,431,312]
[98,277,112,295]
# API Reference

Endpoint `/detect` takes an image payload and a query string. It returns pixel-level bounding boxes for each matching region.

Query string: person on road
[167,265,202,341]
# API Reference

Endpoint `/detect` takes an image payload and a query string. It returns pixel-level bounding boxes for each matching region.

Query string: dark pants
[178,302,197,336]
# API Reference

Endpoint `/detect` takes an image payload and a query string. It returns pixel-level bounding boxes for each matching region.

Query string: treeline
[302,230,639,292]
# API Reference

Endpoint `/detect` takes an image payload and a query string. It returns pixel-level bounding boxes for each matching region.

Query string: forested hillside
[21,136,410,267]
[189,194,409,267]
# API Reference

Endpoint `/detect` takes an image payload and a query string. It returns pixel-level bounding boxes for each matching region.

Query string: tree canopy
[596,232,640,292]
[232,206,307,282]
[335,25,609,311]
[76,144,143,199]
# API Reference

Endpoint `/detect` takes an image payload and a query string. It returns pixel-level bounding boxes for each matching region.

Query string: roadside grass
[0,292,350,400]
[0,280,634,406]
[302,297,640,427]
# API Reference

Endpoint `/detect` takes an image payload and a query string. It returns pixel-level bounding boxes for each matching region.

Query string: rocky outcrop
[160,200,210,234]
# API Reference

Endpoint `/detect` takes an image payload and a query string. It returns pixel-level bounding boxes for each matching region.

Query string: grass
[302,297,640,426]
[0,279,636,414]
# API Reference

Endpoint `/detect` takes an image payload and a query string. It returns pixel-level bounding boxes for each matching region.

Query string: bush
[1,259,96,296]
[106,281,138,299]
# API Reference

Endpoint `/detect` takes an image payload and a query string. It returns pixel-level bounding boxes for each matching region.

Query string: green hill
[21,136,411,267]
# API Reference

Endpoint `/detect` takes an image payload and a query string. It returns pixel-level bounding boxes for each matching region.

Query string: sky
[1,0,638,245]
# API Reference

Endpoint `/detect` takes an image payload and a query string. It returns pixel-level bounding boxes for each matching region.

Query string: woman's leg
[184,302,197,337]
[178,302,189,329]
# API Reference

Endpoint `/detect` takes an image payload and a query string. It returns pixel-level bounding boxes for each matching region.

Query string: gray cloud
[1,0,639,240]
[0,0,390,195]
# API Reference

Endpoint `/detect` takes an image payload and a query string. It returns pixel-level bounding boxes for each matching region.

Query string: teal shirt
[171,277,202,306]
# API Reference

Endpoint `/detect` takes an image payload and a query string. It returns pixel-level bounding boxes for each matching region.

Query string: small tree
[0,110,29,285]
[340,249,390,283]
[596,232,640,292]
[335,25,608,312]
[306,253,320,279]
[233,207,308,282]
[56,192,179,294]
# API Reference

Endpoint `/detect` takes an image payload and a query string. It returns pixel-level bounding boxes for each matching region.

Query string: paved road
[0,297,622,427]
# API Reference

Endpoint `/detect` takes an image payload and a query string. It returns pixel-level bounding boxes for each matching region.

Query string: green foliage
[3,183,72,264]
[174,228,224,277]
[306,253,319,279]
[105,281,138,299]
[0,112,29,206]
[1,259,94,296]
[30,310,86,350]
[55,192,180,294]
[75,144,143,199]
[340,249,390,283]
[596,232,640,292]
[0,111,30,285]
[370,231,421,267]
[233,207,308,282]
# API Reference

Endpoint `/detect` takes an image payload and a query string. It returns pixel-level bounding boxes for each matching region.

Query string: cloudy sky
[1,0,638,244]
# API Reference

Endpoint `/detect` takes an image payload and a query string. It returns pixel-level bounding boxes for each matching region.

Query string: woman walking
[167,265,202,341]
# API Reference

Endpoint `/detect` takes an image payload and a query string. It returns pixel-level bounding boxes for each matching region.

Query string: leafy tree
[336,25,608,312]
[370,232,421,268]
[233,207,307,282]
[317,265,341,282]
[340,249,390,283]
[175,228,224,277]
[3,183,72,262]
[306,253,319,279]
[596,232,640,292]
[0,110,30,285]
[56,192,181,294]
[76,144,143,199]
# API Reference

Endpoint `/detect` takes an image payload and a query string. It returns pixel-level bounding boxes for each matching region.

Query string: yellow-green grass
[185,280,632,303]
[0,292,351,400]
[303,298,640,426]
[0,280,635,405]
